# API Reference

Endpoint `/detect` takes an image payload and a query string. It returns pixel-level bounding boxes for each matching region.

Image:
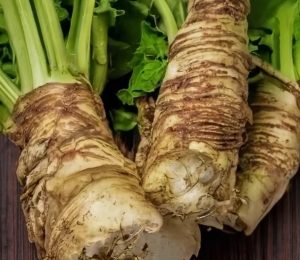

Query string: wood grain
[1,134,300,260]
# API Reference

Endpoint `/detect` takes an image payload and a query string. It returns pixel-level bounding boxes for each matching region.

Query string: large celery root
[134,97,201,260]
[229,75,300,234]
[142,0,251,218]
[224,0,300,235]
[0,0,162,259]
[8,83,162,259]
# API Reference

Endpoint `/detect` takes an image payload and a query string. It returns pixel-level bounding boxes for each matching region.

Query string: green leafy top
[107,0,187,131]
[108,0,183,80]
[117,22,168,105]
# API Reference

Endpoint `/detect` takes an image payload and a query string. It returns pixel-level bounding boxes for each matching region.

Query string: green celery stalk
[33,0,69,75]
[154,0,178,44]
[66,0,95,78]
[91,14,109,94]
[277,3,298,81]
[0,0,97,130]
[0,69,20,112]
[1,0,49,93]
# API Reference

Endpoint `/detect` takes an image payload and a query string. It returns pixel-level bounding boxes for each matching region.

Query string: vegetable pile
[0,0,299,259]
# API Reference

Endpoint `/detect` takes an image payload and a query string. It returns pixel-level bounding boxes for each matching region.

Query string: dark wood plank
[0,135,37,260]
[1,134,299,260]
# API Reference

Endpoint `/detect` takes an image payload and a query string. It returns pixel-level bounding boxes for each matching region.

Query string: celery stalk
[153,0,178,44]
[0,0,48,93]
[91,14,109,94]
[66,0,95,78]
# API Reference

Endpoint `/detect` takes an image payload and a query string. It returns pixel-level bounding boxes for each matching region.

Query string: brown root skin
[46,174,162,259]
[135,97,155,173]
[8,83,162,259]
[142,0,251,220]
[198,75,300,235]
[135,100,201,260]
[228,76,300,235]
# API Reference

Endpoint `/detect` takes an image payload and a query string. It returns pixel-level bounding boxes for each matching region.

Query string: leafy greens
[107,0,187,131]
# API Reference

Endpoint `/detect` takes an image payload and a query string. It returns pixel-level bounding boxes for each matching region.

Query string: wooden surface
[1,134,300,260]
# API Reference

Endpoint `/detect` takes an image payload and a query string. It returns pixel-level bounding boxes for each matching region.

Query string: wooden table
[1,135,300,260]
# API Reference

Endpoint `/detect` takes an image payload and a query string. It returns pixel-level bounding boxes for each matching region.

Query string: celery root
[0,0,163,259]
[226,75,300,235]
[223,0,300,234]
[142,0,251,218]
[8,83,162,259]
[135,97,201,260]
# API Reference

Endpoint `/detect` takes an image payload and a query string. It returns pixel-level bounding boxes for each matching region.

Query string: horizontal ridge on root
[143,0,250,219]
[230,76,300,234]
[10,83,113,148]
[188,0,250,23]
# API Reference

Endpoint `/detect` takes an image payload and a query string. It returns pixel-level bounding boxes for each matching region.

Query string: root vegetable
[8,83,162,259]
[142,0,251,219]
[135,96,201,260]
[0,0,162,259]
[222,0,300,234]
[231,75,300,235]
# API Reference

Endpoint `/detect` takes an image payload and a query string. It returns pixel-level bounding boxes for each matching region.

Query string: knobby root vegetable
[142,0,252,219]
[225,75,300,234]
[8,83,162,259]
[135,97,201,260]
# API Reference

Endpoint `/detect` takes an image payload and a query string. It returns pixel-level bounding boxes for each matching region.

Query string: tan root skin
[142,0,251,220]
[8,83,162,259]
[135,97,156,173]
[135,98,201,260]
[227,76,300,235]
[125,216,201,260]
